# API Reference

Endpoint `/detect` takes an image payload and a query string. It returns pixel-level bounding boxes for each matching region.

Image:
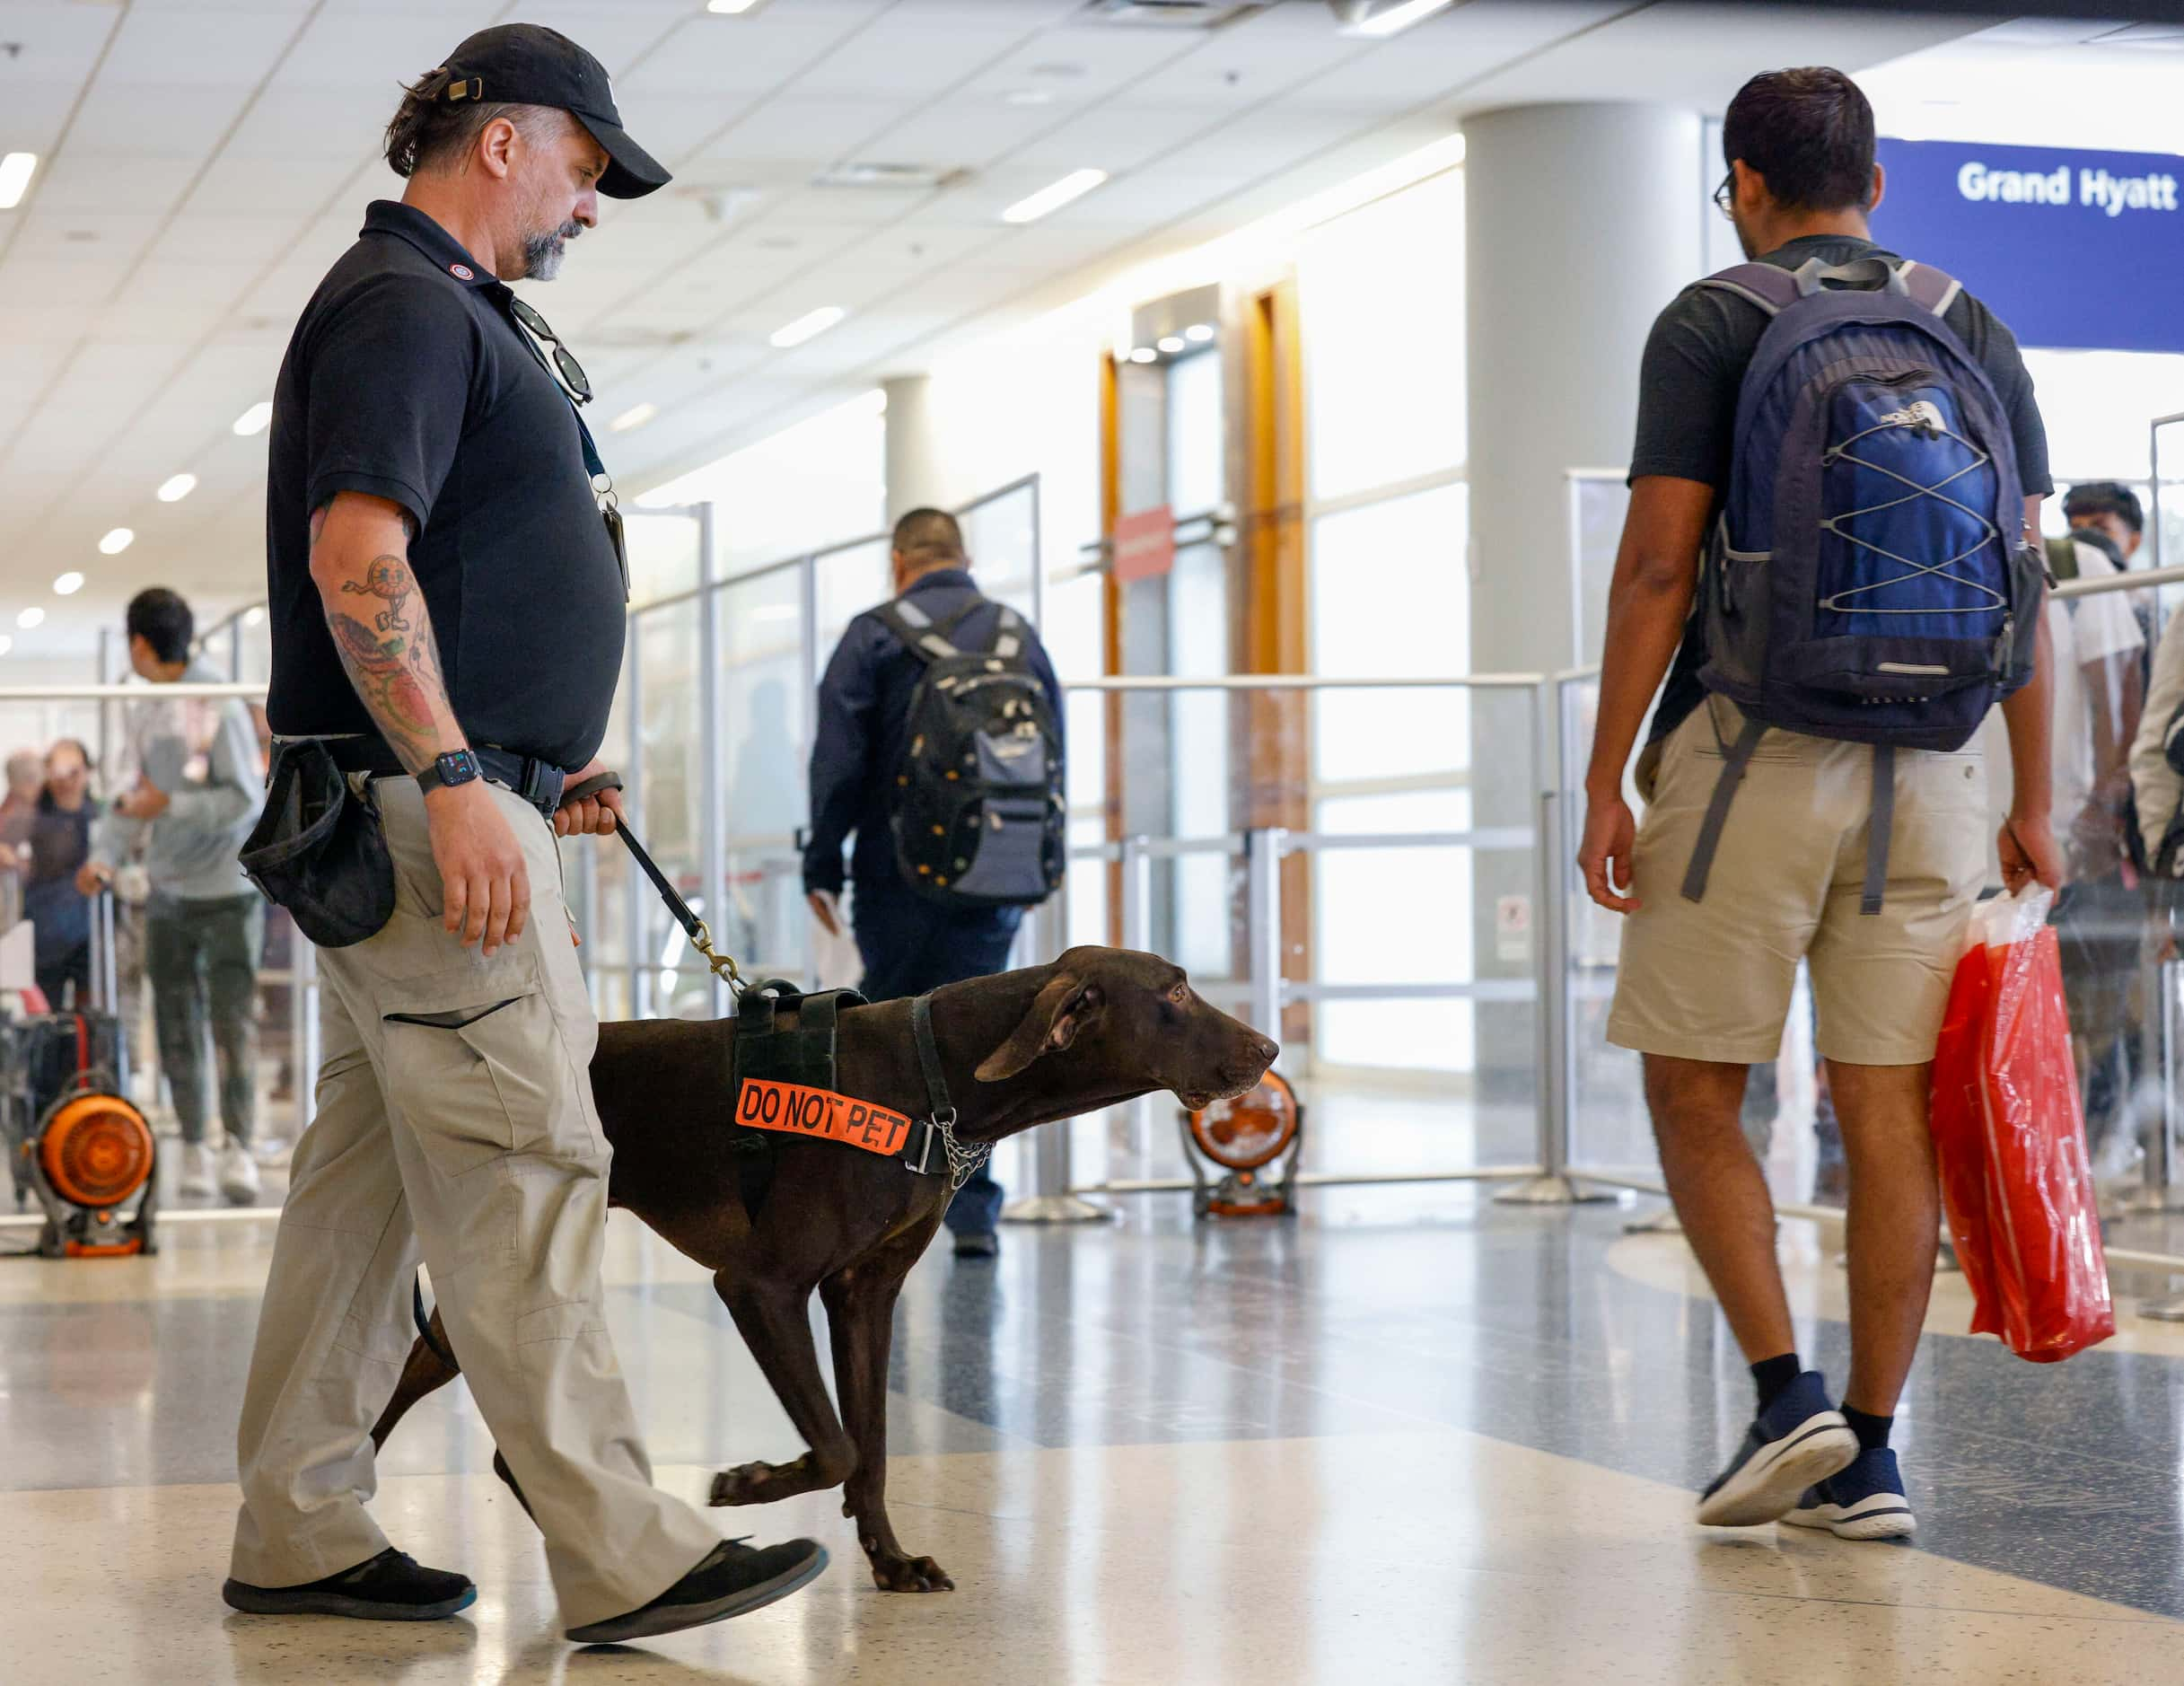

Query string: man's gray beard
[522,220,581,281]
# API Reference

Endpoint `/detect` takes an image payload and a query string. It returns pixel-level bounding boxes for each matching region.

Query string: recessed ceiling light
[17,608,43,631]
[1002,168,1108,225]
[1157,335,1186,354]
[52,572,83,596]
[1185,322,1215,343]
[1127,347,1158,364]
[610,401,658,433]
[98,528,134,556]
[706,0,762,12]
[232,400,272,436]
[0,637,13,657]
[0,154,37,212]
[770,305,846,348]
[244,606,266,628]
[156,472,197,503]
[1346,0,1458,38]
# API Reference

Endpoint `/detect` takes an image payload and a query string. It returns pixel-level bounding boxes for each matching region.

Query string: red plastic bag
[1929,887,2115,1362]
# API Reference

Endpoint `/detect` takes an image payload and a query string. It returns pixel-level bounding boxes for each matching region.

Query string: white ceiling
[0,0,1987,658]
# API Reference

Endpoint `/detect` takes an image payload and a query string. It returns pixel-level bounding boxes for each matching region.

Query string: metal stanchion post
[1498,689,1610,1206]
[1001,843,1112,1225]
[2138,959,2184,1319]
[1247,826,1284,1041]
[1120,834,1153,1156]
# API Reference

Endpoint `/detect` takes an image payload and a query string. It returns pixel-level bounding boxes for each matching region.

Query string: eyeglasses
[507,296,592,405]
[1712,169,1735,220]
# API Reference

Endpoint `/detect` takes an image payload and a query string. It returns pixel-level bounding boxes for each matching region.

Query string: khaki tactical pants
[230,778,722,1629]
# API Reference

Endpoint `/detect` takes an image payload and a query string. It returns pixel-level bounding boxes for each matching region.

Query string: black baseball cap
[437,23,671,200]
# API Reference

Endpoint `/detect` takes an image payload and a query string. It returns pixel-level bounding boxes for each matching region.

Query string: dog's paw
[869,1554,953,1594]
[708,1462,772,1506]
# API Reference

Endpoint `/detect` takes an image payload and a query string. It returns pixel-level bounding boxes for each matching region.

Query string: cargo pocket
[378,960,587,1180]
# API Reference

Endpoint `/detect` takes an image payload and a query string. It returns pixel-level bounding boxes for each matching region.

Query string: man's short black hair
[1723,66,1876,213]
[891,507,966,566]
[126,588,194,665]
[2065,481,2145,534]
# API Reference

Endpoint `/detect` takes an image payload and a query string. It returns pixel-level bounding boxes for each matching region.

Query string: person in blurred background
[0,749,42,869]
[2046,499,2147,1183]
[78,589,266,1205]
[26,739,100,1010]
[804,507,1066,1260]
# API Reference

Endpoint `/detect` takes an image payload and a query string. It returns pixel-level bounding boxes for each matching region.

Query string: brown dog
[369,945,1278,1593]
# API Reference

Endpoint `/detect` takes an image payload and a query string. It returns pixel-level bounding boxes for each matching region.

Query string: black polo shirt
[263,200,624,770]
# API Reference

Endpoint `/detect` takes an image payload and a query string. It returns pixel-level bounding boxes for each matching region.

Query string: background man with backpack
[1578,67,2059,1543]
[805,506,1066,1259]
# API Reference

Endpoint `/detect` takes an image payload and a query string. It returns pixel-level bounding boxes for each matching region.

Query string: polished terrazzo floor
[3,1186,2181,1683]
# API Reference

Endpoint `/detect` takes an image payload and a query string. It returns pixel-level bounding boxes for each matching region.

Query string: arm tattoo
[322,553,452,775]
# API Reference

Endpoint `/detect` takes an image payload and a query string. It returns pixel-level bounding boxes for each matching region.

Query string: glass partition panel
[719,562,810,984]
[958,481,1039,622]
[633,605,708,1019]
[569,643,636,1022]
[813,537,890,670]
[624,510,702,607]
[1569,472,1629,668]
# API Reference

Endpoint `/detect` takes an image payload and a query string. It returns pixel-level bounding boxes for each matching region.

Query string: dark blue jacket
[803,568,1065,901]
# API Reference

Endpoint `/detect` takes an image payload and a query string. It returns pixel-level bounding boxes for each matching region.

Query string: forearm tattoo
[320,550,451,775]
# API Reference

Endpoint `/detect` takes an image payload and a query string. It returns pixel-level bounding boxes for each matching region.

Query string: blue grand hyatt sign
[1874,138,2184,354]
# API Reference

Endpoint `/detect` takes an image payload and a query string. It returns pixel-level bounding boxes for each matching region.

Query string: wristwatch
[416,748,482,796]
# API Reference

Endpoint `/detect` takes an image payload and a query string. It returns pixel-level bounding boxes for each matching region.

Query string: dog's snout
[1250,1034,1278,1067]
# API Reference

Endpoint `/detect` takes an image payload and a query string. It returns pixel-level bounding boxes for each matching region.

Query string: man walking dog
[1580,68,2060,1541]
[227,24,825,1641]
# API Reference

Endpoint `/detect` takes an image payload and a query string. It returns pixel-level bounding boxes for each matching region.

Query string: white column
[881,373,960,522]
[1464,102,1707,680]
[1463,103,1707,1106]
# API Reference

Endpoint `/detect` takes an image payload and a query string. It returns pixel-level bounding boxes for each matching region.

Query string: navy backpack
[1684,254,2045,911]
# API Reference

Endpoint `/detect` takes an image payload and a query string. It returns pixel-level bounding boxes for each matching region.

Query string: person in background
[0,749,42,872]
[2047,491,2148,1183]
[77,589,267,1205]
[26,739,100,1010]
[804,507,1065,1260]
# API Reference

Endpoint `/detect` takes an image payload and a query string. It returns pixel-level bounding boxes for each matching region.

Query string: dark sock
[1750,1353,1802,1413]
[1841,1405,1891,1452]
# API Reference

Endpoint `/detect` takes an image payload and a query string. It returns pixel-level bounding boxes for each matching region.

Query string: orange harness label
[734,1078,914,1157]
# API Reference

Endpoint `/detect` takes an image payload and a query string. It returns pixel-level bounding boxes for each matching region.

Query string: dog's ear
[976,973,1101,1082]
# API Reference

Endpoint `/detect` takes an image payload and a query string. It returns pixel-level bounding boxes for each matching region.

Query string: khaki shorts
[1607,697,1988,1067]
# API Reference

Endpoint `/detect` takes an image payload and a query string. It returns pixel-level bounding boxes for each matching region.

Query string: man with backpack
[1579,67,2060,1541]
[804,506,1066,1259]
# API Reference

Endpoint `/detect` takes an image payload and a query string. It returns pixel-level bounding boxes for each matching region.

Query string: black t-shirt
[264,201,625,770]
[1631,233,2054,743]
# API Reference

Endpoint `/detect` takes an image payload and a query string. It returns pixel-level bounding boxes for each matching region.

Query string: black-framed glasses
[508,296,592,405]
[1712,169,1735,220]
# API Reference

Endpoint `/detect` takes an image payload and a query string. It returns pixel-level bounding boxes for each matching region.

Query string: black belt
[313,738,567,819]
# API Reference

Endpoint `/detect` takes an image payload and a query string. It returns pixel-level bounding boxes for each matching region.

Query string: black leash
[413,1277,458,1369]
[563,771,748,994]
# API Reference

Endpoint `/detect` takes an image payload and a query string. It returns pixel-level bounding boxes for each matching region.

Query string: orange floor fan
[1180,1068,1304,1218]
[21,1079,157,1260]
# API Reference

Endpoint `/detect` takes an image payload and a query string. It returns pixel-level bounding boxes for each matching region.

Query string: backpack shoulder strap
[875,596,962,665]
[1694,262,1802,317]
[1896,259,1963,320]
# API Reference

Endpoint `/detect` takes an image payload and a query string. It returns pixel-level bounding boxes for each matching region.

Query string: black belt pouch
[240,741,396,948]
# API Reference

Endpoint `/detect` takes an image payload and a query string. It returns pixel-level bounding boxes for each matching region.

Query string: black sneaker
[565,1537,828,1646]
[223,1547,476,1621]
[953,1230,1000,1260]
[1696,1370,1857,1528]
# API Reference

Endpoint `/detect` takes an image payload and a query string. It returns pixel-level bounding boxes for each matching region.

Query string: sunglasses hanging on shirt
[504,295,629,602]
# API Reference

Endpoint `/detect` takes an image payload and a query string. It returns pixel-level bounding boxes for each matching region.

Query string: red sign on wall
[1111,505,1176,583]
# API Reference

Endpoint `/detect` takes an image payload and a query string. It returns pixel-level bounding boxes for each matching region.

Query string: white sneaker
[219,1143,261,1205]
[178,1143,215,1197]
[251,1137,291,1168]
